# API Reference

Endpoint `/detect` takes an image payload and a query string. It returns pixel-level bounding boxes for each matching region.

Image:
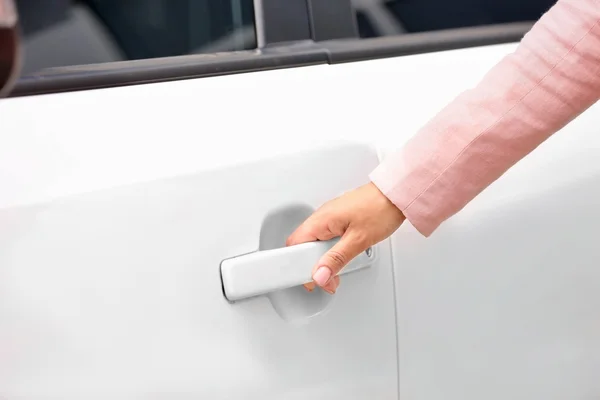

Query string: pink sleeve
[370,0,600,237]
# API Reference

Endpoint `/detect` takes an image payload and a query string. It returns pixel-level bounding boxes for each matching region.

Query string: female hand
[286,182,405,294]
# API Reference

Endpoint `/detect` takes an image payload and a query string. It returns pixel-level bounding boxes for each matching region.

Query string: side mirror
[0,0,20,98]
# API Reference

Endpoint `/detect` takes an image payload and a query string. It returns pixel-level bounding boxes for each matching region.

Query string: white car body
[0,2,599,398]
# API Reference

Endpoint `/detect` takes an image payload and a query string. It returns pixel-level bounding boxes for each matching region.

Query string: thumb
[312,232,366,288]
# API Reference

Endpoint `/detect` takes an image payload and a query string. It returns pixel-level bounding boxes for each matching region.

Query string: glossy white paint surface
[392,102,600,399]
[0,44,514,210]
[1,42,600,398]
[0,144,398,399]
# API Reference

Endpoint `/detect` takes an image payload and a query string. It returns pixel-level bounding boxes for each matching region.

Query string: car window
[10,0,549,97]
[355,10,378,39]
[16,0,255,75]
[353,0,558,38]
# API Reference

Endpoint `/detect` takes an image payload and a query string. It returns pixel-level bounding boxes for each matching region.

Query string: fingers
[304,281,316,292]
[322,275,340,294]
[304,275,340,293]
[304,275,339,294]
[287,214,340,293]
[286,220,318,247]
[311,232,367,289]
[287,206,351,295]
[286,216,337,247]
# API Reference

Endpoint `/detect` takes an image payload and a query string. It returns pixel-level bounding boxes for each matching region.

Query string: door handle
[220,239,376,301]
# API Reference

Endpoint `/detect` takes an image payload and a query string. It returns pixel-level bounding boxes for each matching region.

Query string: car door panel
[0,42,529,400]
[0,143,398,399]
[390,101,600,399]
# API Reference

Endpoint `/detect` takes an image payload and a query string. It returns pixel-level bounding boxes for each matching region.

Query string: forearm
[371,0,600,236]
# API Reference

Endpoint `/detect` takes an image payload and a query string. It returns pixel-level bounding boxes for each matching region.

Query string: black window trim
[8,0,533,98]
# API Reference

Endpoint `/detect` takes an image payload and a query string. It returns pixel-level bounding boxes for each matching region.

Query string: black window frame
[9,0,533,98]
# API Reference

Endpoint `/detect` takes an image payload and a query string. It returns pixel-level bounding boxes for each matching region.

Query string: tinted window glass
[355,10,378,39]
[353,0,558,38]
[16,0,255,74]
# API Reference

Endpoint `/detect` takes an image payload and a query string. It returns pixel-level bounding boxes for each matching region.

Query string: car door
[0,82,398,397]
[6,0,594,399]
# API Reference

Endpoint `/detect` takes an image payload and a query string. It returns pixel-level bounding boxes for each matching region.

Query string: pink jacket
[370,0,600,237]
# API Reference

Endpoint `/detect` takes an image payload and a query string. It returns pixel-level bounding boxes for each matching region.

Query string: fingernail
[313,266,332,287]
[324,288,336,295]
